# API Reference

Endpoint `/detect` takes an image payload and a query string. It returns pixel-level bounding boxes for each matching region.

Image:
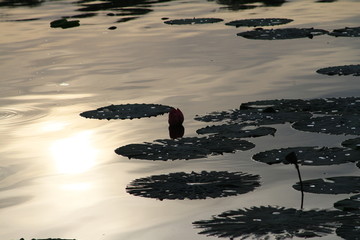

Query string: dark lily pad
[328,27,360,37]
[126,171,260,200]
[316,64,360,76]
[196,123,276,138]
[164,18,223,25]
[292,115,360,135]
[342,137,360,150]
[193,206,347,239]
[50,18,80,29]
[225,18,293,27]
[293,176,360,194]
[334,194,360,213]
[253,146,360,166]
[336,220,360,240]
[80,103,172,120]
[237,28,328,40]
[115,136,255,160]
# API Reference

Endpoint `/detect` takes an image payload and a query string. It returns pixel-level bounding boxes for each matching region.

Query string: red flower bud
[168,108,184,126]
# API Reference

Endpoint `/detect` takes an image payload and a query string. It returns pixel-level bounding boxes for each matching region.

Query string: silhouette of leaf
[164,18,223,25]
[334,194,360,213]
[328,27,360,37]
[225,18,293,27]
[342,137,360,150]
[237,28,328,40]
[126,171,260,200]
[316,64,360,76]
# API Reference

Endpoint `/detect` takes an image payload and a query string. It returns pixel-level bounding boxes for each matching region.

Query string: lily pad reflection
[225,18,293,27]
[164,18,223,25]
[237,28,328,40]
[115,136,255,160]
[316,64,360,76]
[80,103,172,120]
[253,146,360,166]
[334,194,360,213]
[293,176,360,194]
[193,206,345,239]
[126,171,260,200]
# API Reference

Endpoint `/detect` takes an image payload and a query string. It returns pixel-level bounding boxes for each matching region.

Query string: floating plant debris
[334,194,360,213]
[50,18,80,29]
[292,115,360,135]
[80,103,172,120]
[225,18,293,27]
[115,136,255,160]
[253,146,360,166]
[126,171,260,200]
[196,123,276,138]
[164,18,223,25]
[342,137,360,150]
[293,176,360,194]
[193,206,350,239]
[237,27,328,40]
[328,26,360,37]
[316,64,360,76]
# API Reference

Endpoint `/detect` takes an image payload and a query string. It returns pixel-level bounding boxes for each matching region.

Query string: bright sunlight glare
[51,131,98,174]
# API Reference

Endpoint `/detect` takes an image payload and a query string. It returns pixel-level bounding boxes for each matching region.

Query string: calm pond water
[1,0,359,239]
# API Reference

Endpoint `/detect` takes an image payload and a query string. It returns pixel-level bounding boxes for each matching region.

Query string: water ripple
[0,106,47,127]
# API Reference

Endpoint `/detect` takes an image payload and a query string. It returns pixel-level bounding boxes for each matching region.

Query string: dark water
[0,0,359,239]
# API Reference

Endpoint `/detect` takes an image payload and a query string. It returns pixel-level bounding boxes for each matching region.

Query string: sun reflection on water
[51,131,98,174]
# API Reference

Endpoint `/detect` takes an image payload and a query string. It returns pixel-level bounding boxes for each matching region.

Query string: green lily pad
[80,103,172,120]
[316,64,360,76]
[115,136,255,160]
[328,27,360,37]
[334,194,360,213]
[237,28,328,40]
[126,171,260,200]
[196,123,276,138]
[253,146,360,166]
[293,176,360,194]
[292,115,360,135]
[225,18,293,27]
[193,206,348,239]
[164,18,223,25]
[342,137,360,150]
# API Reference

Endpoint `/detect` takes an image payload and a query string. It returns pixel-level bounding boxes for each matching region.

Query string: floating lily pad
[253,146,360,166]
[196,123,276,138]
[334,194,360,213]
[115,136,255,160]
[342,137,360,150]
[292,115,360,135]
[316,64,360,76]
[293,176,360,194]
[164,18,223,25]
[328,27,360,37]
[225,18,293,27]
[80,103,172,120]
[126,171,260,200]
[237,28,328,40]
[50,18,80,29]
[336,216,360,240]
[193,206,347,239]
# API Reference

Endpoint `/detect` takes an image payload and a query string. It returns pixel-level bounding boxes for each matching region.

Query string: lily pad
[292,115,360,135]
[193,206,346,239]
[341,137,360,150]
[237,28,328,40]
[316,64,360,76]
[334,194,360,213]
[336,218,360,240]
[126,171,260,200]
[196,123,276,138]
[50,18,80,29]
[226,18,293,27]
[115,136,255,160]
[164,18,223,25]
[328,27,360,37]
[253,146,360,166]
[80,103,172,120]
[293,176,360,194]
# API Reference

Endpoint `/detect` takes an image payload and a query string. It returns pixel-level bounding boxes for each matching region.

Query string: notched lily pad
[80,103,172,120]
[126,171,260,200]
[193,206,346,239]
[225,18,293,27]
[328,27,360,37]
[196,123,276,138]
[293,176,360,194]
[164,18,223,25]
[253,146,360,166]
[316,64,360,76]
[334,194,360,213]
[292,115,360,135]
[342,137,360,150]
[50,18,80,29]
[115,136,255,160]
[237,28,328,40]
